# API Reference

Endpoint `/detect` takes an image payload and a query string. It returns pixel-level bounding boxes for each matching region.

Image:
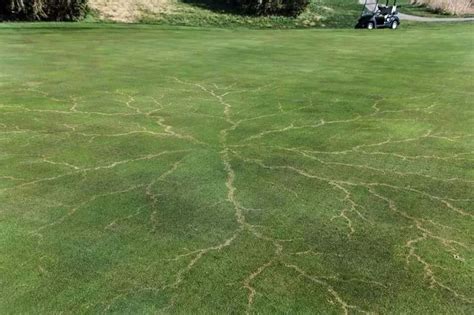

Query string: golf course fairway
[0,23,473,313]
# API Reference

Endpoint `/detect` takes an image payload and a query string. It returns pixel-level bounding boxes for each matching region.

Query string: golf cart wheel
[367,22,375,30]
[391,20,399,30]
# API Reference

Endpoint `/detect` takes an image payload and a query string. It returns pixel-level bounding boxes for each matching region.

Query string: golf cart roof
[361,0,398,13]
[363,0,378,13]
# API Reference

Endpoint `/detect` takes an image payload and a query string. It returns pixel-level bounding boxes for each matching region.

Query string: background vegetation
[139,0,361,28]
[1,0,311,21]
[1,0,471,24]
[0,0,88,21]
[234,0,310,16]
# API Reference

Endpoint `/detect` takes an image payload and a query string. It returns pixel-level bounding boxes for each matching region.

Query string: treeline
[0,0,310,21]
[1,0,88,21]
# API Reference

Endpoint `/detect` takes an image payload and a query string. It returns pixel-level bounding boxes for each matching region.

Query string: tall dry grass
[410,0,473,15]
[88,0,173,22]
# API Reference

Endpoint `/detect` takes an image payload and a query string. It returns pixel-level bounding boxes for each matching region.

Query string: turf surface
[0,23,473,313]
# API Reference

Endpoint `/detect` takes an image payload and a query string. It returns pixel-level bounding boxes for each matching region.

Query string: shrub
[1,0,88,21]
[235,0,310,16]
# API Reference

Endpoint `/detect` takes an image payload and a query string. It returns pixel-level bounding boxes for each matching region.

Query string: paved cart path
[399,13,474,22]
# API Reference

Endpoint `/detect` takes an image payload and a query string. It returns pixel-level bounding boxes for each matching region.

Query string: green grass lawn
[0,23,473,313]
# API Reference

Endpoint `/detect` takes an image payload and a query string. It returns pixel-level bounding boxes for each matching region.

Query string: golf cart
[356,0,400,30]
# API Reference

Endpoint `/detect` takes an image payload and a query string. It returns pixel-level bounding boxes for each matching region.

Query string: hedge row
[0,0,88,21]
[235,0,310,16]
